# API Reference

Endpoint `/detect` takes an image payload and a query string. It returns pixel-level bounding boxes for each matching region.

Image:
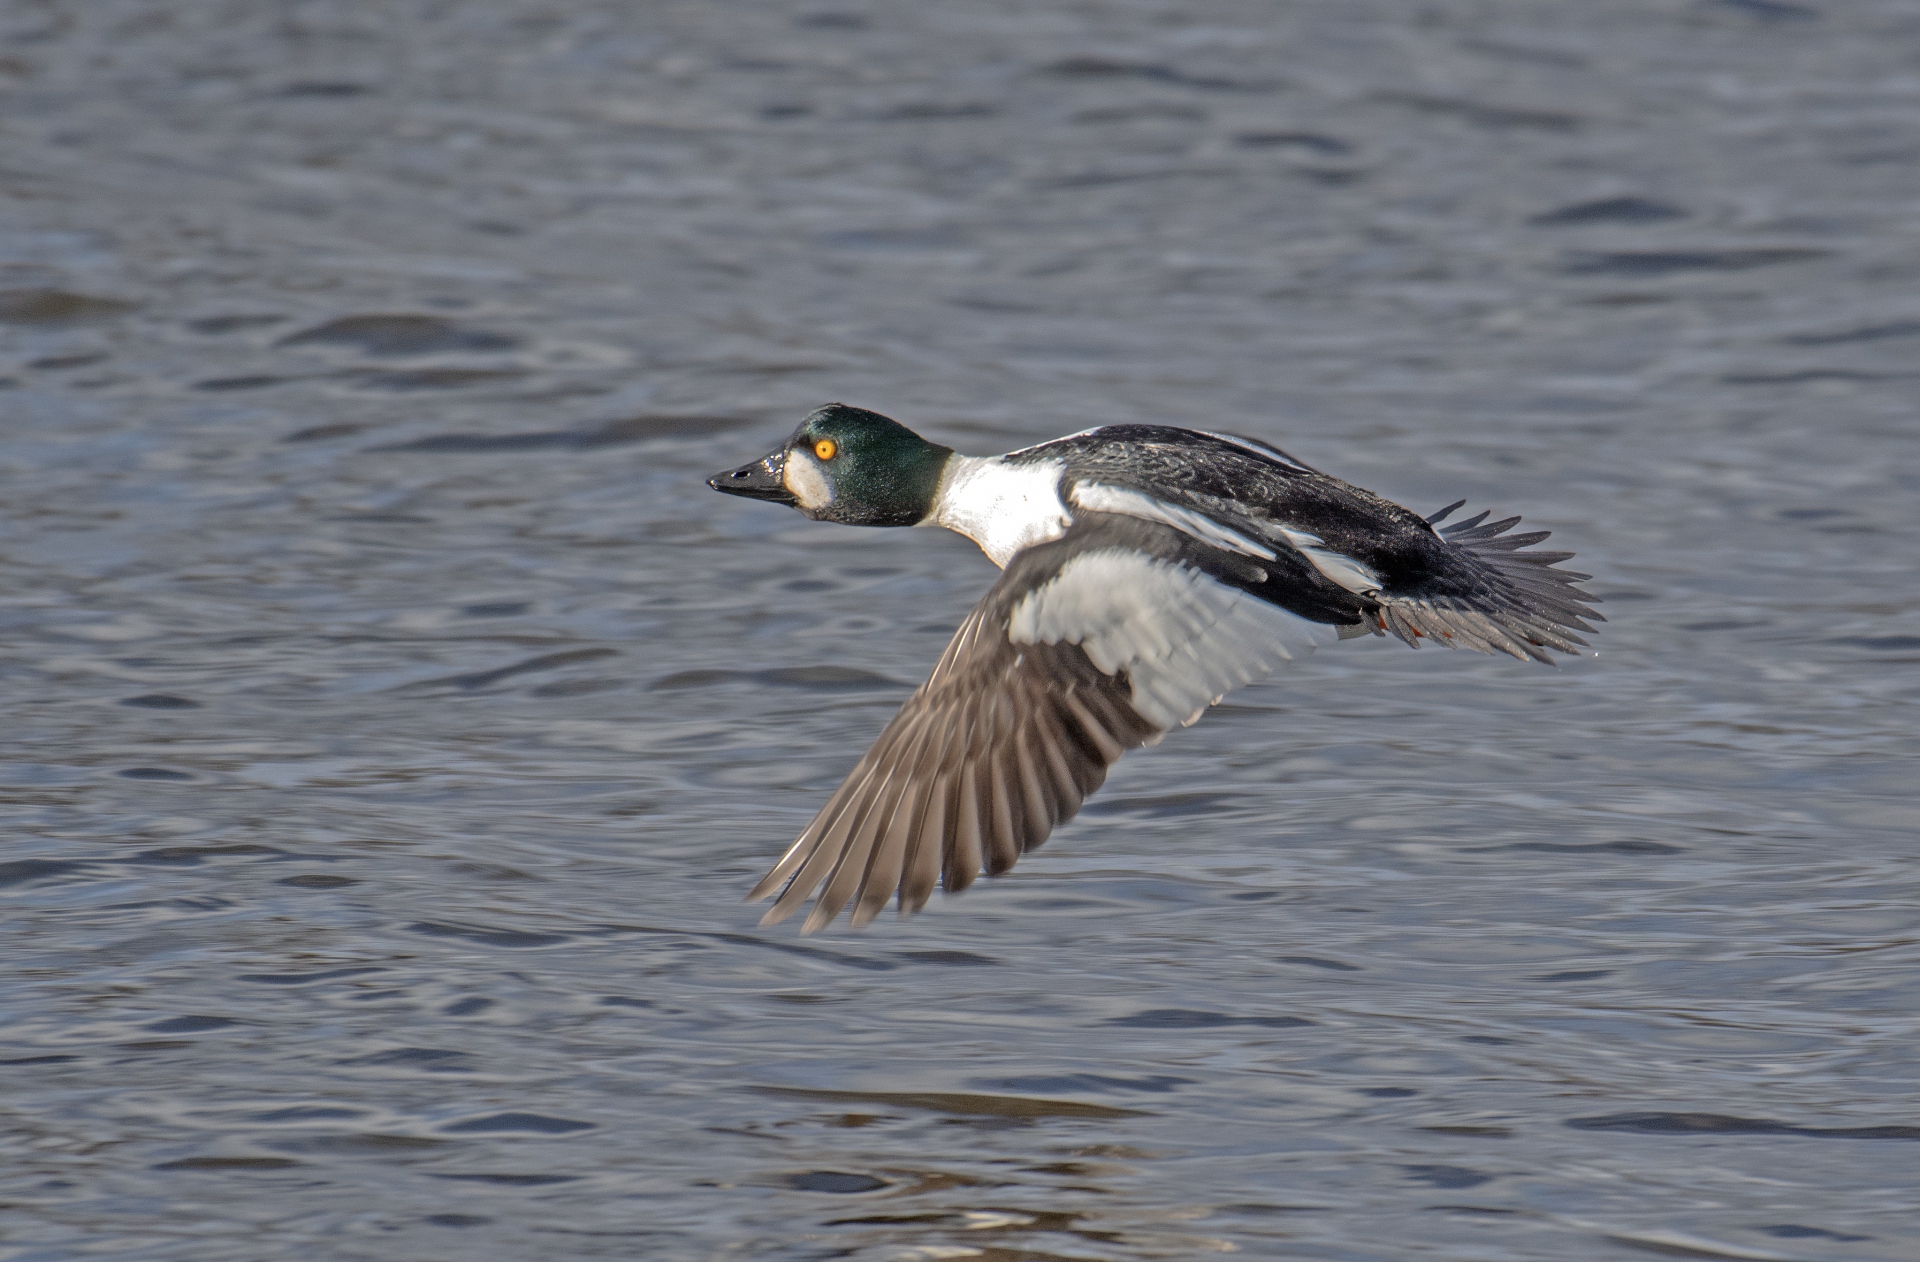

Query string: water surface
[3,2,1918,1258]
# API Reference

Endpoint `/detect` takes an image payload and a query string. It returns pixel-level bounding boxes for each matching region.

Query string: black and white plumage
[710,406,1600,932]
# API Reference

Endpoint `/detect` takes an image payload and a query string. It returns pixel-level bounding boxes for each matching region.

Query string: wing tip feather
[1400,499,1602,662]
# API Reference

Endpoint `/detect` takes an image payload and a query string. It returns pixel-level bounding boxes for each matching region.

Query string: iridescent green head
[709,404,954,526]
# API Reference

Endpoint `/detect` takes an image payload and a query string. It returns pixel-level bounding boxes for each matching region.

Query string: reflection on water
[3,0,1918,1258]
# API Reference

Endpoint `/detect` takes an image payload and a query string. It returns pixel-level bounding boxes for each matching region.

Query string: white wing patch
[1070,483,1278,560]
[1007,549,1339,730]
[1275,525,1382,595]
[931,456,1072,567]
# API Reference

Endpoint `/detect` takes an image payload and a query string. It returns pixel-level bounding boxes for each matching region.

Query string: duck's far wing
[1367,501,1603,663]
[748,516,1344,933]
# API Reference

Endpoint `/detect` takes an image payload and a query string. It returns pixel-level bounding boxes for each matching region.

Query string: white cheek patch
[783,450,834,511]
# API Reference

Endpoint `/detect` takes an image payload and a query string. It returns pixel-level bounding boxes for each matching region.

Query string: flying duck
[709,404,1600,933]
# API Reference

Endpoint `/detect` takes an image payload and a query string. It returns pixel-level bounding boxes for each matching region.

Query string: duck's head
[709,404,954,526]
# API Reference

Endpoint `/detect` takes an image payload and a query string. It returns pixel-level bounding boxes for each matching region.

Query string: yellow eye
[813,438,837,460]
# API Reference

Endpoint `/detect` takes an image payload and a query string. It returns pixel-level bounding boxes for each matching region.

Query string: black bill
[708,447,796,504]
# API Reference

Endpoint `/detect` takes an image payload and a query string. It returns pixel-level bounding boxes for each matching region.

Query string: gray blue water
[4,2,1918,1258]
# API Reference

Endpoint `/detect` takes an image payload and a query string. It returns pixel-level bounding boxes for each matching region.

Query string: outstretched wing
[747,514,1347,932]
[1361,500,1603,663]
[1026,426,1600,664]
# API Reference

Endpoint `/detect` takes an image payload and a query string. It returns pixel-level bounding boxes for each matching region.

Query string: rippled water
[5,2,1919,1258]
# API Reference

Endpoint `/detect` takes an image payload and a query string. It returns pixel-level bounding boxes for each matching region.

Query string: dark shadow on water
[787,1170,889,1193]
[896,949,1002,967]
[652,665,906,691]
[430,1172,578,1185]
[1763,1224,1873,1242]
[126,844,284,866]
[977,1073,1189,1095]
[1402,1163,1492,1189]
[1783,318,1920,345]
[274,874,359,890]
[153,1155,301,1171]
[1475,839,1681,855]
[406,921,570,949]
[145,1015,238,1033]
[0,859,90,888]
[1278,954,1362,971]
[277,314,520,356]
[1102,1008,1312,1029]
[1039,55,1272,93]
[348,367,526,392]
[1567,1112,1920,1140]
[1374,91,1583,131]
[376,414,759,453]
[1834,635,1920,651]
[339,1048,480,1073]
[396,648,620,694]
[1560,248,1828,276]
[238,965,384,985]
[440,1112,595,1134]
[1530,196,1688,226]
[0,288,135,323]
[1077,791,1231,818]
[757,1086,1147,1121]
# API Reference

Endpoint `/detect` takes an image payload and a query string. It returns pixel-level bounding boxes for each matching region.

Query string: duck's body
[711,405,1599,932]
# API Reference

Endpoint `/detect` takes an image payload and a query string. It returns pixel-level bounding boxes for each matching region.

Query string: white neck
[927,454,1072,568]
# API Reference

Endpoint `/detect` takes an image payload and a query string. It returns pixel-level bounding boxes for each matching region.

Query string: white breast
[930,456,1072,567]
